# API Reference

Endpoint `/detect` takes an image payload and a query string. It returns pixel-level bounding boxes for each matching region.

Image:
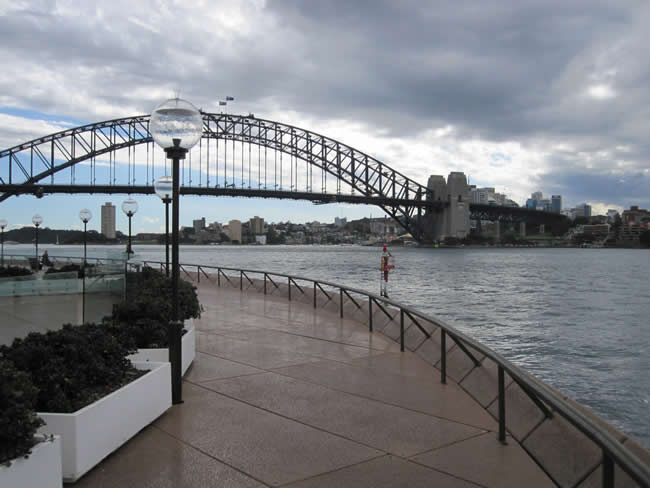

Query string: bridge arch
[0,113,432,240]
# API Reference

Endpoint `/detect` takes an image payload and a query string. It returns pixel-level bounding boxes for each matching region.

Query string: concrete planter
[127,318,196,376]
[0,435,62,488]
[38,361,171,482]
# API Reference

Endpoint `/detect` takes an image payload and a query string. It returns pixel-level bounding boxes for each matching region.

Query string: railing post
[240,271,243,290]
[441,329,447,384]
[288,277,291,301]
[197,265,200,283]
[339,289,344,318]
[217,268,220,287]
[498,365,506,443]
[400,309,405,352]
[264,273,267,295]
[602,452,614,488]
[368,298,373,332]
[313,282,317,308]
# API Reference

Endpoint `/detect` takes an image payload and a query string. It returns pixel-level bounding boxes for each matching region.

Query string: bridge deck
[74,281,555,487]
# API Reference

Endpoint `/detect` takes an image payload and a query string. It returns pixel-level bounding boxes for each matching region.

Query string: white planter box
[127,318,196,376]
[0,435,62,488]
[38,361,171,482]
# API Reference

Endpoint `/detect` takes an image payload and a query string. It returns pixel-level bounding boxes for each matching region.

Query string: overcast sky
[1,0,649,232]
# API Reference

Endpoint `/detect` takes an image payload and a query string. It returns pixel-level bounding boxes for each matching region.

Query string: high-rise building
[575,203,592,218]
[531,191,543,201]
[101,202,116,239]
[551,195,562,213]
[249,216,265,235]
[228,220,242,242]
[193,218,206,233]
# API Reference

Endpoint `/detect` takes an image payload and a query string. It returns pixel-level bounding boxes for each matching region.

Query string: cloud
[0,0,649,211]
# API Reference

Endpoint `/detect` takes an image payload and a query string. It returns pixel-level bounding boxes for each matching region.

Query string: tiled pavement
[73,282,556,487]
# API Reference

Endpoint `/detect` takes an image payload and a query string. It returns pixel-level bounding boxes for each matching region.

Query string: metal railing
[3,254,649,487]
[134,259,650,488]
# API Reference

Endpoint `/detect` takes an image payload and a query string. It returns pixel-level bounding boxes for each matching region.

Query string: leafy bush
[1,324,137,413]
[44,263,93,278]
[106,266,200,348]
[0,266,33,278]
[0,360,44,464]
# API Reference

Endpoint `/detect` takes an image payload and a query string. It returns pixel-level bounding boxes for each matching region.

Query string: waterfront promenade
[71,278,563,487]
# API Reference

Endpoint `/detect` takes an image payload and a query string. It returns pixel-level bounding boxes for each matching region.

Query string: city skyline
[2,2,650,231]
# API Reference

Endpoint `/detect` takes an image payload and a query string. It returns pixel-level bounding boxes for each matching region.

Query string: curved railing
[141,259,650,488]
[3,253,649,487]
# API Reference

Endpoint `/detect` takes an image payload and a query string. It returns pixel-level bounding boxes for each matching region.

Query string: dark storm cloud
[262,0,641,138]
[1,0,649,209]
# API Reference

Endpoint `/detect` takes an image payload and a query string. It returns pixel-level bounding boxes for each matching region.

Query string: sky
[1,0,649,233]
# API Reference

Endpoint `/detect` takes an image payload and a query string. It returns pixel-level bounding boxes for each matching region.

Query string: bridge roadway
[72,278,561,488]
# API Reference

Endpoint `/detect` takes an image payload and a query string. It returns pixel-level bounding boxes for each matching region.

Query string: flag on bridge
[226,96,234,101]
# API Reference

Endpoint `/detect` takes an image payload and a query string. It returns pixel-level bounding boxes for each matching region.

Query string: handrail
[4,253,649,487]
[135,259,650,488]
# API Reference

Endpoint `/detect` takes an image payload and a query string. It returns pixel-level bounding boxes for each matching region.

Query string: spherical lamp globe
[150,98,203,150]
[0,218,7,230]
[32,214,43,227]
[121,198,138,217]
[79,208,92,223]
[154,175,173,201]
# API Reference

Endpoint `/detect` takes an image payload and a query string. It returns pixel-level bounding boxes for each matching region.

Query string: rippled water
[6,244,650,447]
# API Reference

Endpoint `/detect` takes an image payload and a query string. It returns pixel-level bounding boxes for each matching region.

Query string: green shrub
[0,266,32,278]
[0,359,44,464]
[1,324,136,413]
[44,263,93,278]
[106,266,200,348]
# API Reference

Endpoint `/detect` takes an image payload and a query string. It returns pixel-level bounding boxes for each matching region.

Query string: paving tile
[523,414,602,488]
[415,328,455,366]
[283,455,480,488]
[217,329,382,362]
[404,318,437,351]
[274,359,497,431]
[460,357,513,408]
[185,352,263,383]
[197,334,323,370]
[155,382,382,486]
[487,380,546,441]
[73,425,264,488]
[342,352,440,380]
[203,372,483,457]
[412,432,555,488]
[438,343,484,383]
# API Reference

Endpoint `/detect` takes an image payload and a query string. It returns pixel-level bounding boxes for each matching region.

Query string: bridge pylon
[423,172,471,242]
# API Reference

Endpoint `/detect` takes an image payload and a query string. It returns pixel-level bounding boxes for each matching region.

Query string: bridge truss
[0,113,439,241]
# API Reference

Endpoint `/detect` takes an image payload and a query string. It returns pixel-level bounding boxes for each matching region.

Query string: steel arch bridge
[0,112,567,241]
[0,112,447,241]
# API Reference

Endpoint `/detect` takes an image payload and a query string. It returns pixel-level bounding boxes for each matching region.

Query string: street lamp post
[32,214,43,262]
[121,198,138,258]
[150,97,202,404]
[79,209,92,323]
[154,176,173,277]
[0,219,7,267]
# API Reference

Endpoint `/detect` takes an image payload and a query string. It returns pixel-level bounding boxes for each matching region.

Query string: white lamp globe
[0,219,7,230]
[150,98,203,150]
[79,208,92,223]
[121,198,138,217]
[32,214,43,227]
[154,175,173,201]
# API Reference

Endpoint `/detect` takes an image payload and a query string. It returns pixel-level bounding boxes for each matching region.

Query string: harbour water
[5,244,650,448]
